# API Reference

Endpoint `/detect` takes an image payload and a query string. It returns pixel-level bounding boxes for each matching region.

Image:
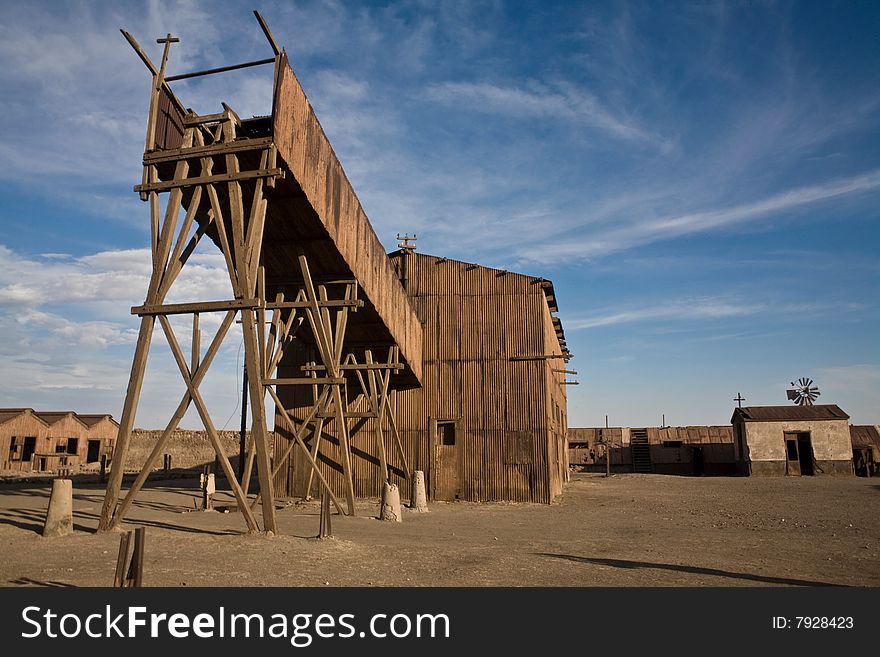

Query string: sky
[0,0,878,429]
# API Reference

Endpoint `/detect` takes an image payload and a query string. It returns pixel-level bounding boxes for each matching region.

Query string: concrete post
[379,482,402,522]
[410,470,428,512]
[200,471,215,510]
[43,478,73,537]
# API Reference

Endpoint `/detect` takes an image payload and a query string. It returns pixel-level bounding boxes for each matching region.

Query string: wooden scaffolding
[99,12,421,533]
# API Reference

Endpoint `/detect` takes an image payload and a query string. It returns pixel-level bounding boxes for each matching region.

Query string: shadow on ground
[537,553,846,587]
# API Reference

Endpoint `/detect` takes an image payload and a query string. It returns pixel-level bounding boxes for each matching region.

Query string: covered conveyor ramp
[99,12,423,534]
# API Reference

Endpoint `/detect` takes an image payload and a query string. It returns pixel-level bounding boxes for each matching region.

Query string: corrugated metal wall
[273,252,569,504]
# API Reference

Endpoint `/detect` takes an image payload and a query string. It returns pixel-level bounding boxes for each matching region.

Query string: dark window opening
[66,438,78,455]
[55,443,66,453]
[87,440,101,463]
[438,421,456,446]
[786,440,799,461]
[22,437,36,462]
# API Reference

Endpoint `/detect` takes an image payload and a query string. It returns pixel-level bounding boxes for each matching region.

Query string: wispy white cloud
[425,80,667,146]
[568,297,863,330]
[519,169,880,262]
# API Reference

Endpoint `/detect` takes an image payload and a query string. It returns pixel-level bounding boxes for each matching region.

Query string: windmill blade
[786,389,798,400]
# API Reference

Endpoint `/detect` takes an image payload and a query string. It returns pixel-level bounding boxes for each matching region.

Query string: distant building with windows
[0,408,117,472]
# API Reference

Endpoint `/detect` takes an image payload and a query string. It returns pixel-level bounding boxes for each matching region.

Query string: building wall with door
[732,405,853,476]
[274,251,571,504]
[1,409,118,472]
[568,426,733,475]
[78,415,119,464]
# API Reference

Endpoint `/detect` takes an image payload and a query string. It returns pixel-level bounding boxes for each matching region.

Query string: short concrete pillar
[379,482,402,522]
[43,478,73,537]
[200,472,215,511]
[410,470,428,512]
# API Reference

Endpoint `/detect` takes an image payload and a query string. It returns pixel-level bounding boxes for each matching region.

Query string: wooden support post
[106,311,236,530]
[98,316,155,531]
[114,527,145,587]
[268,386,346,516]
[318,491,332,539]
[159,316,260,531]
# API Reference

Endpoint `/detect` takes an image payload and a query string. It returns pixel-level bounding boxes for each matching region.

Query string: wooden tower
[99,12,423,534]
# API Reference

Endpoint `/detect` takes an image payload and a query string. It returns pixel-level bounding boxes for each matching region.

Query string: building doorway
[21,436,36,463]
[692,446,705,476]
[432,419,460,500]
[784,432,814,476]
[87,440,101,463]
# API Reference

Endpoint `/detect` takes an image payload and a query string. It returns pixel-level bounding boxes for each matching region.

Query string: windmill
[786,377,820,406]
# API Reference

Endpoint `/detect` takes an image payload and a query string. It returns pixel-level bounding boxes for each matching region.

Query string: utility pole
[605,414,611,477]
[238,364,248,482]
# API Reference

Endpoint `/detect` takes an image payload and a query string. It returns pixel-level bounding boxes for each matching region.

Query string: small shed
[850,425,880,477]
[731,405,853,476]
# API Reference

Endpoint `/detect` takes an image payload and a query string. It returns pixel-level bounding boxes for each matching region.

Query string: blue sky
[0,0,877,429]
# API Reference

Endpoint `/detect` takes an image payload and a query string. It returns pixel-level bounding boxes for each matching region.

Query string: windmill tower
[786,377,821,406]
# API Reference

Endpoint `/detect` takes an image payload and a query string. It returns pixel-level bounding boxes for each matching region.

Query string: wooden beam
[143,137,273,165]
[132,299,260,316]
[133,168,283,194]
[263,377,345,386]
[98,317,155,531]
[268,386,347,515]
[253,10,281,55]
[302,362,403,371]
[158,316,260,531]
[107,311,236,530]
[165,57,275,82]
[509,354,570,361]
[266,299,363,310]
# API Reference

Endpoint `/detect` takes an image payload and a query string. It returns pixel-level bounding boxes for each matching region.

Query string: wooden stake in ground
[114,527,145,587]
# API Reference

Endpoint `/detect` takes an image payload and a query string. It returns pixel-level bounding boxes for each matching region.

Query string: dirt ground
[0,472,877,587]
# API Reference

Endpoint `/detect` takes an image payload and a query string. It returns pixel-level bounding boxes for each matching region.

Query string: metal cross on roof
[734,392,745,408]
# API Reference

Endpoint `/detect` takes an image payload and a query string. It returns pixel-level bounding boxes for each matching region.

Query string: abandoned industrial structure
[98,11,572,535]
[275,251,572,504]
[0,408,117,472]
[569,404,872,477]
[568,425,735,476]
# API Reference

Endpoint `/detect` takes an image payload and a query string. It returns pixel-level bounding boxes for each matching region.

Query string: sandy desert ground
[0,472,877,587]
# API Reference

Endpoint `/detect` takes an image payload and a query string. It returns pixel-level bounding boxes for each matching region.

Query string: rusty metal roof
[850,425,880,449]
[77,414,119,428]
[732,405,850,423]
[34,411,88,427]
[0,408,30,425]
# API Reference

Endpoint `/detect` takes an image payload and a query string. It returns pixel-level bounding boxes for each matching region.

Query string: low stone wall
[124,429,248,471]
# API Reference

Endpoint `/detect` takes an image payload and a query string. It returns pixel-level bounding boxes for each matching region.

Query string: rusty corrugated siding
[850,425,880,449]
[273,251,568,504]
[271,52,422,385]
